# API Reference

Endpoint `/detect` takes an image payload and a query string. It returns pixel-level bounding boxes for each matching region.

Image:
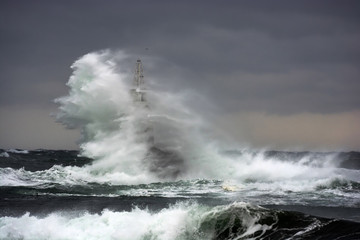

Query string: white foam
[0,204,196,240]
[0,152,9,157]
[0,202,275,240]
[0,165,157,187]
[7,149,29,154]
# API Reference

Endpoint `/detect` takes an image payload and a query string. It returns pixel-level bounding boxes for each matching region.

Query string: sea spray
[54,51,153,183]
[54,50,231,183]
[52,50,357,191]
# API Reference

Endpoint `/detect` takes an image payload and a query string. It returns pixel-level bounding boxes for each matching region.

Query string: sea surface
[1,149,359,240]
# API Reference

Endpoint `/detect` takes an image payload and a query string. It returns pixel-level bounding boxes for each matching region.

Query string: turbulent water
[1,51,360,239]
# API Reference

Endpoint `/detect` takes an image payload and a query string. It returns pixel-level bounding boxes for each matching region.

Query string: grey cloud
[0,0,359,149]
[1,1,359,109]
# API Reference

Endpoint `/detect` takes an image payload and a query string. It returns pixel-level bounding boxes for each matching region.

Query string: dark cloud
[0,0,359,149]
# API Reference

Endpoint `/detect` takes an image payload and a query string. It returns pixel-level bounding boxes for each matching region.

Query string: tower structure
[131,58,154,144]
[131,59,146,103]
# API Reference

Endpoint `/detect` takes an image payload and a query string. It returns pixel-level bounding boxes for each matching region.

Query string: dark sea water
[1,149,359,240]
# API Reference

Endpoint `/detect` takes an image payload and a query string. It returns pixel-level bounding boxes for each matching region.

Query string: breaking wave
[54,50,230,183]
[2,201,357,240]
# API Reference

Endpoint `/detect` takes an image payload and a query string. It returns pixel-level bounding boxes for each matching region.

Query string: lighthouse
[131,59,147,103]
[131,58,154,144]
[130,58,184,178]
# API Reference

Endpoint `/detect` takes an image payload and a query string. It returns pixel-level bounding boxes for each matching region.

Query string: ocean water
[1,149,360,239]
[1,51,360,239]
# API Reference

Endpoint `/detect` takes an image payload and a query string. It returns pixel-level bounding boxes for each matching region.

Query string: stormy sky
[0,0,359,150]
